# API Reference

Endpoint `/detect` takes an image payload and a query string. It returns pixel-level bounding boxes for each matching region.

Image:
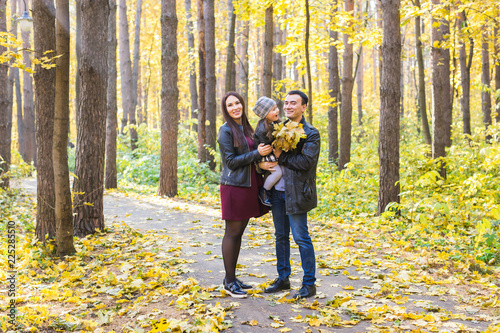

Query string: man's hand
[258,143,273,156]
[259,161,278,172]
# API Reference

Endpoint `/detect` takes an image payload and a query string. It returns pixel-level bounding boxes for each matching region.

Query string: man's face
[284,94,305,122]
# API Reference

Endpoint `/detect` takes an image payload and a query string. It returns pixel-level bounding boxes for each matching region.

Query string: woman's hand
[257,143,273,156]
[259,161,278,172]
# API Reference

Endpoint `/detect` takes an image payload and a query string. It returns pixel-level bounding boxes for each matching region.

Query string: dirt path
[13,178,499,332]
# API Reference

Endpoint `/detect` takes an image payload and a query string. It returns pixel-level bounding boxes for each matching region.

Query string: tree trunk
[225,0,236,93]
[54,0,76,255]
[441,10,451,148]
[204,0,216,170]
[33,0,56,240]
[105,0,118,189]
[21,0,35,165]
[305,0,313,124]
[118,0,136,149]
[415,0,432,145]
[0,0,10,188]
[158,0,178,197]
[338,0,354,171]
[377,0,401,215]
[482,30,492,141]
[262,4,273,98]
[197,0,206,163]
[458,11,472,135]
[185,0,198,131]
[431,0,446,179]
[237,15,249,108]
[130,0,142,149]
[273,20,284,115]
[75,0,81,129]
[356,49,363,125]
[328,3,340,165]
[73,0,109,237]
[495,25,500,123]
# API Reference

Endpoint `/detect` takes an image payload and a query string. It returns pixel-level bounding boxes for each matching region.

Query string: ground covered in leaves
[1,182,500,332]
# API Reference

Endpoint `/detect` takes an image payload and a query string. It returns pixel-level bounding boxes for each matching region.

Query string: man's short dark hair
[287,90,308,106]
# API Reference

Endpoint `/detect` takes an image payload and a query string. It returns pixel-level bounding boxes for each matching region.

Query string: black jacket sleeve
[218,127,261,170]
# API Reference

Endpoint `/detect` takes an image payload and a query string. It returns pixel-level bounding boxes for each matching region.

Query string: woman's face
[226,95,243,124]
[266,105,279,122]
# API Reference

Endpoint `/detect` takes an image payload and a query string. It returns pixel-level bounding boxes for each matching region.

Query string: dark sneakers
[264,277,291,293]
[223,279,248,298]
[235,278,252,290]
[258,188,272,207]
[293,284,316,299]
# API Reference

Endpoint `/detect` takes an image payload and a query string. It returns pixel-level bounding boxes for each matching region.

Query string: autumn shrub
[116,122,219,202]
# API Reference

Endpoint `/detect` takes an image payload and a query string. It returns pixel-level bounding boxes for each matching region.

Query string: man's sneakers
[264,277,290,293]
[293,284,316,299]
[258,187,272,207]
[223,278,250,298]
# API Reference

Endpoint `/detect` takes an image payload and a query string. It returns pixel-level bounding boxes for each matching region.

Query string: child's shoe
[259,188,272,207]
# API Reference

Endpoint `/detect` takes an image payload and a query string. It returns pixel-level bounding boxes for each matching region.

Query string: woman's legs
[222,219,249,282]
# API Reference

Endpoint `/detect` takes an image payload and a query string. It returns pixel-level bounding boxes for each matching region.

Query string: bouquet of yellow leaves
[272,121,307,152]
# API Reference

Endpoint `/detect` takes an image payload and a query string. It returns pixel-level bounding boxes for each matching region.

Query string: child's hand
[273,147,282,159]
[258,144,273,156]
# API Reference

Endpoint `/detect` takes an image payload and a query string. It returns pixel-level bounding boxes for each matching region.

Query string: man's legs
[289,213,316,285]
[271,189,291,280]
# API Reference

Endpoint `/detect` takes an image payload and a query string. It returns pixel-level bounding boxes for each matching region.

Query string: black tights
[222,219,249,283]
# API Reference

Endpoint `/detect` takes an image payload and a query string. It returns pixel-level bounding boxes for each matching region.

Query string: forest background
[1,0,500,331]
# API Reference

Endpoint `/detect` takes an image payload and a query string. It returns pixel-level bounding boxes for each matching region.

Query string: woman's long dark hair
[221,91,254,147]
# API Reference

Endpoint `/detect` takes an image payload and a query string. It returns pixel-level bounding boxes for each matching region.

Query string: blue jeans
[271,189,316,285]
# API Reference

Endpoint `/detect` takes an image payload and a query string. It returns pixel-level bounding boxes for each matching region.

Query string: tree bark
[130,0,142,148]
[356,49,364,125]
[328,3,340,165]
[225,0,236,93]
[495,25,500,123]
[377,0,401,215]
[441,10,451,148]
[53,0,76,255]
[118,0,137,149]
[338,0,354,171]
[105,0,118,189]
[431,0,446,179]
[236,13,249,108]
[482,30,492,141]
[458,11,472,135]
[185,0,198,131]
[305,0,313,124]
[204,0,216,170]
[20,0,35,165]
[262,4,273,98]
[273,20,284,115]
[197,0,206,163]
[415,0,431,145]
[33,0,56,240]
[158,0,178,197]
[0,0,10,188]
[75,0,81,130]
[73,0,109,237]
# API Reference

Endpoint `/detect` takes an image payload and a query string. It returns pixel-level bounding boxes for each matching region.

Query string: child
[252,96,282,207]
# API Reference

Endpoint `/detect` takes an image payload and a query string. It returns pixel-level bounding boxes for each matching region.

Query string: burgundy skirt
[220,138,269,221]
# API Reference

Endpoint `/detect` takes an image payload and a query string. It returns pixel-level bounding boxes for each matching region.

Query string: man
[262,90,320,299]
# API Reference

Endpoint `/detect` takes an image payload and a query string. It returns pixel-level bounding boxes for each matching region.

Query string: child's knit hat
[252,96,277,119]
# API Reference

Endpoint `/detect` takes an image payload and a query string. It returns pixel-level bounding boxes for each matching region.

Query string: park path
[13,178,498,332]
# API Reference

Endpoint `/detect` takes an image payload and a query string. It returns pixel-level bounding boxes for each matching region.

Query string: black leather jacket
[218,123,262,187]
[278,117,320,215]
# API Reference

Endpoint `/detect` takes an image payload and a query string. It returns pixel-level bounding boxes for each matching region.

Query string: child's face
[266,106,279,122]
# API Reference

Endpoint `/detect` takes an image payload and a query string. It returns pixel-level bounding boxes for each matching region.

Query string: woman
[218,91,272,298]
